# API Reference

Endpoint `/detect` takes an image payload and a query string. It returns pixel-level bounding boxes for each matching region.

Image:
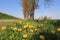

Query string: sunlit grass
[0,19,60,40]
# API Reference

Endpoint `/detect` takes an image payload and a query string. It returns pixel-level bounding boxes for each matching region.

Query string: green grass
[0,12,60,40]
[0,12,20,20]
[0,19,60,40]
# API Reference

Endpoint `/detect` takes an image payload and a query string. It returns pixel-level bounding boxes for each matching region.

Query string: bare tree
[21,0,54,20]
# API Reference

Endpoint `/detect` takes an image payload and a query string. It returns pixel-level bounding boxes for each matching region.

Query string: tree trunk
[30,3,34,21]
[30,10,34,21]
[23,8,29,20]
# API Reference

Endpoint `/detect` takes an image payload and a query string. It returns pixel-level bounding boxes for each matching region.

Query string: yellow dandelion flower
[11,27,13,29]
[51,30,55,34]
[18,28,22,32]
[57,28,60,31]
[39,35,45,40]
[12,27,17,31]
[24,24,28,28]
[30,29,34,33]
[40,24,43,26]
[23,33,28,39]
[29,25,34,29]
[1,26,6,30]
[35,28,38,31]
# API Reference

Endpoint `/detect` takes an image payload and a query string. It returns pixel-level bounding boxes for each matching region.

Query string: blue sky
[0,0,60,19]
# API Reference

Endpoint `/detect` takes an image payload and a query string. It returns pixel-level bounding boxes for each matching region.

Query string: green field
[0,19,60,40]
[0,12,60,40]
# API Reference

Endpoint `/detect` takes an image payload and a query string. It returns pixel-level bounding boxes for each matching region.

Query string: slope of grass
[0,12,19,20]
